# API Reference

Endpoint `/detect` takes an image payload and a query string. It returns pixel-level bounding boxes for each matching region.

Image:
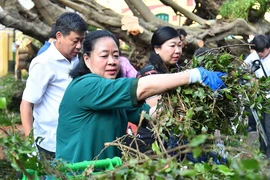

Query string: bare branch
[160,0,207,25]
[32,0,66,25]
[124,0,141,18]
[126,0,166,25]
[0,10,49,42]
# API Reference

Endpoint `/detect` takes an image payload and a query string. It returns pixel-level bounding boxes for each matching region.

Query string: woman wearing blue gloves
[133,26,226,153]
[55,30,225,163]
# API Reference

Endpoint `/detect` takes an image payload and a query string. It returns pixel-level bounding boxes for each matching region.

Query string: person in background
[20,12,88,159]
[176,28,187,48]
[243,40,260,133]
[120,56,137,78]
[37,26,137,79]
[135,26,184,153]
[242,35,270,157]
[176,28,188,67]
[136,26,227,158]
[36,25,56,56]
[119,55,139,134]
[136,26,183,106]
[249,34,270,158]
[55,29,226,163]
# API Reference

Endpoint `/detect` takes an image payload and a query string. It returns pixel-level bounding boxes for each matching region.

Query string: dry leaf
[121,15,144,36]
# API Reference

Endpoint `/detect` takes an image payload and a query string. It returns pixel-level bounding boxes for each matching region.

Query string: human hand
[198,67,226,90]
[189,67,226,90]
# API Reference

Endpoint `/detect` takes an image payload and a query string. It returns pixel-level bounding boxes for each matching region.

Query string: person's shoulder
[249,51,259,59]
[37,41,51,55]
[71,74,108,87]
[263,53,270,62]
[244,51,259,64]
[31,53,49,64]
[37,44,60,61]
[140,63,156,71]
[119,56,129,62]
[136,63,158,78]
[74,73,100,81]
[30,46,57,68]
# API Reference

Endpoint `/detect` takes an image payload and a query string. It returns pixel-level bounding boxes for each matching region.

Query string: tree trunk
[0,0,269,63]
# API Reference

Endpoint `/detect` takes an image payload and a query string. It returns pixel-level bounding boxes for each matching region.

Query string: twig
[104,142,149,159]
[148,120,168,157]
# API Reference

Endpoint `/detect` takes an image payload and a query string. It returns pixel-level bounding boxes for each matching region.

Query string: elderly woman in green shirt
[56,30,226,163]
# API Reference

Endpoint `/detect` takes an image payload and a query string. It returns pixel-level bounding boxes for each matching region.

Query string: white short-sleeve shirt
[245,52,270,98]
[244,51,270,78]
[244,51,260,67]
[22,43,79,152]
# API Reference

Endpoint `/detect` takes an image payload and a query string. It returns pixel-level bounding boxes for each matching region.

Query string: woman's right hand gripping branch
[189,67,227,91]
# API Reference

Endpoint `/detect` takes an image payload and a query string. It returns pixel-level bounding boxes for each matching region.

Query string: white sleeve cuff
[188,68,201,84]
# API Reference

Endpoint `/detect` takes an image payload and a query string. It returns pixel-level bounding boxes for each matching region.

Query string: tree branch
[32,0,66,25]
[160,0,207,25]
[126,0,166,25]
[124,0,141,18]
[58,0,121,27]
[0,10,49,42]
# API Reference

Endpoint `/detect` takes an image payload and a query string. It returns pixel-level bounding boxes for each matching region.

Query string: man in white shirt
[20,12,88,159]
[246,35,270,158]
[244,47,260,133]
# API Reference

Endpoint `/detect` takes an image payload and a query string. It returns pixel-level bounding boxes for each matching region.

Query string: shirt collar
[49,42,78,63]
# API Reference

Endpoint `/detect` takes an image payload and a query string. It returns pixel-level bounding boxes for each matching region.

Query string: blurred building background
[98,0,195,26]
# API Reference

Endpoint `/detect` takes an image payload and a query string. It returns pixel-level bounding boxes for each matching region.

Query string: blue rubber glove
[198,67,226,90]
[189,67,226,90]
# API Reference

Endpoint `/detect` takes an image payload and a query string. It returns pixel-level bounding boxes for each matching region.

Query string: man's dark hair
[70,30,121,79]
[54,12,88,36]
[252,34,270,52]
[267,34,270,44]
[48,24,56,39]
[176,28,187,37]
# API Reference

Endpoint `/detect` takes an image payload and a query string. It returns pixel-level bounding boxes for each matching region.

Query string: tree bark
[0,0,270,63]
[32,0,66,25]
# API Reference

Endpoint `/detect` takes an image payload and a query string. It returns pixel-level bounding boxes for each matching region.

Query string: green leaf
[186,108,194,119]
[194,106,203,112]
[0,97,7,109]
[241,159,260,171]
[180,169,197,177]
[0,115,13,126]
[189,135,207,147]
[225,92,234,100]
[183,89,194,95]
[192,147,202,158]
[203,163,211,172]
[218,165,234,176]
[152,140,161,155]
[194,163,205,173]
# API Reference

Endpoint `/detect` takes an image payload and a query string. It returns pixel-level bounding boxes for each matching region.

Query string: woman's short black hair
[82,30,120,55]
[69,30,121,79]
[151,26,179,50]
[148,26,180,74]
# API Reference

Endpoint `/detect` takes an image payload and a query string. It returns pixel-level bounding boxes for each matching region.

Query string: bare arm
[137,70,190,101]
[20,100,34,136]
